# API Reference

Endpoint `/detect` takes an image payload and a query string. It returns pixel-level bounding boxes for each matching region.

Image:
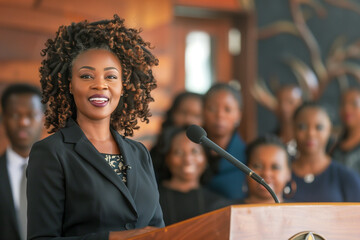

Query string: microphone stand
[201,136,280,204]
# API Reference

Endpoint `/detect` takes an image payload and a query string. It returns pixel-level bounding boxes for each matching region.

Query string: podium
[128,203,360,240]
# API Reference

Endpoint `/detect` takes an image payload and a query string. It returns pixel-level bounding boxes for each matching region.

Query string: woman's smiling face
[294,107,331,155]
[70,48,123,122]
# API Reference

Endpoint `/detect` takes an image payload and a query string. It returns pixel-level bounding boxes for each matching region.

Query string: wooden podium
[128,203,360,240]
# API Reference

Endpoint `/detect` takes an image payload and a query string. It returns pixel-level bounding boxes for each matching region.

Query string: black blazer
[0,153,22,240]
[27,119,164,240]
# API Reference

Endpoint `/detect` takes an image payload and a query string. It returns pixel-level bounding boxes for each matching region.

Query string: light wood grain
[126,203,360,240]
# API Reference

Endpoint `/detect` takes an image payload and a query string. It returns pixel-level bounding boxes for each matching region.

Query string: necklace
[304,174,315,183]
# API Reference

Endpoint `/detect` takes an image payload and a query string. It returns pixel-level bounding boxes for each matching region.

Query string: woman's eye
[106,75,118,80]
[316,124,324,131]
[296,123,307,130]
[225,106,232,113]
[173,149,184,157]
[271,164,281,170]
[251,163,263,170]
[206,106,216,112]
[191,148,201,155]
[352,99,360,108]
[80,74,92,79]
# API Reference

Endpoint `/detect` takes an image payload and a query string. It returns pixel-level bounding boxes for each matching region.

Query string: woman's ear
[286,166,292,183]
[235,110,242,127]
[69,82,72,95]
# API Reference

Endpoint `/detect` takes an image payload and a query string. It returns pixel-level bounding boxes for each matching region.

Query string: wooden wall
[0,0,253,151]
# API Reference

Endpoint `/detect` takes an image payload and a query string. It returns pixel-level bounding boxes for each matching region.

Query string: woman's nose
[214,109,224,119]
[260,168,273,180]
[92,77,108,90]
[306,127,316,137]
[182,153,194,164]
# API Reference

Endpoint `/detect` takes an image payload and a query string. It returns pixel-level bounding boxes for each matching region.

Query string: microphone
[186,125,280,203]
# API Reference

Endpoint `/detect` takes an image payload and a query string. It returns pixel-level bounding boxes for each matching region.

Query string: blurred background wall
[0,0,256,151]
[1,0,359,151]
[255,0,360,136]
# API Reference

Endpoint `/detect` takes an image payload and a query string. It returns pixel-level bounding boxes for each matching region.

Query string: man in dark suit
[0,83,44,240]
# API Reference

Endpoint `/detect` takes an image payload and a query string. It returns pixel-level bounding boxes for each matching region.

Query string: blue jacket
[206,133,246,199]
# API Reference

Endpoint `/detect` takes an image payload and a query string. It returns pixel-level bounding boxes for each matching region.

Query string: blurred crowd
[2,82,360,229]
[149,83,360,225]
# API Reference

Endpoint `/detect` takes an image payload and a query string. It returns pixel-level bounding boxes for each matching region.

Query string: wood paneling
[0,0,256,149]
[0,0,174,150]
[174,0,241,11]
[0,61,41,85]
[0,0,172,32]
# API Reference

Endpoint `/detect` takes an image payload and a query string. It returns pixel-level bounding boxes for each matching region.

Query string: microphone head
[186,125,207,144]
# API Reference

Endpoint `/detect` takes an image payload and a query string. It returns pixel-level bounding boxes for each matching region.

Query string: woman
[242,135,291,204]
[156,126,231,225]
[161,91,203,129]
[203,83,246,199]
[274,85,303,159]
[332,89,360,174]
[27,15,164,240]
[150,91,203,180]
[290,102,360,202]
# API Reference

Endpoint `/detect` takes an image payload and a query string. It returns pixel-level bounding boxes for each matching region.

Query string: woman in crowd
[156,126,231,225]
[242,135,292,204]
[151,91,203,180]
[27,15,164,240]
[160,91,203,129]
[274,85,303,159]
[203,83,246,199]
[332,88,360,174]
[290,102,360,202]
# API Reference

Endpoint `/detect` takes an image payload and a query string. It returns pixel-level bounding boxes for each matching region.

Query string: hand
[109,226,158,240]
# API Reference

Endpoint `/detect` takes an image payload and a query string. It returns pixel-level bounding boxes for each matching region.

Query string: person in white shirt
[0,83,44,240]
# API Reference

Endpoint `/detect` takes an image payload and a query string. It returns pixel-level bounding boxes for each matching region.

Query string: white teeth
[89,97,109,102]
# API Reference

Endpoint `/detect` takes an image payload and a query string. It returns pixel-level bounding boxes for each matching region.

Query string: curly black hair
[39,14,158,136]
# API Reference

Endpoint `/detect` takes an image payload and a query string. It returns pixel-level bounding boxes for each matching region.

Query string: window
[185,31,214,94]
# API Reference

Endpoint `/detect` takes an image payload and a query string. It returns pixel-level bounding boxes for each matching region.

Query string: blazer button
[125,223,135,230]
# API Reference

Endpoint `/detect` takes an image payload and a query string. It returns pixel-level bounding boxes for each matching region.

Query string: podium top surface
[128,203,360,240]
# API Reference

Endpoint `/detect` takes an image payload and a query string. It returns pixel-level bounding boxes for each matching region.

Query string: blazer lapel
[111,129,139,200]
[61,119,138,215]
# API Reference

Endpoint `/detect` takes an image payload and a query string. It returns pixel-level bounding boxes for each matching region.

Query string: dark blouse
[289,161,360,202]
[158,185,232,226]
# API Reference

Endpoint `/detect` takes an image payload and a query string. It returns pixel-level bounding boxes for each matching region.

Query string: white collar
[6,147,28,168]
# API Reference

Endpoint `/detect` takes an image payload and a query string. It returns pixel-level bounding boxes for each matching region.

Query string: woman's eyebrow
[80,66,95,70]
[104,67,119,71]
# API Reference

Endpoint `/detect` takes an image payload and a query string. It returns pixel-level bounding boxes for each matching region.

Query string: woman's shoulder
[29,132,68,164]
[33,131,64,149]
[330,160,360,183]
[332,141,360,155]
